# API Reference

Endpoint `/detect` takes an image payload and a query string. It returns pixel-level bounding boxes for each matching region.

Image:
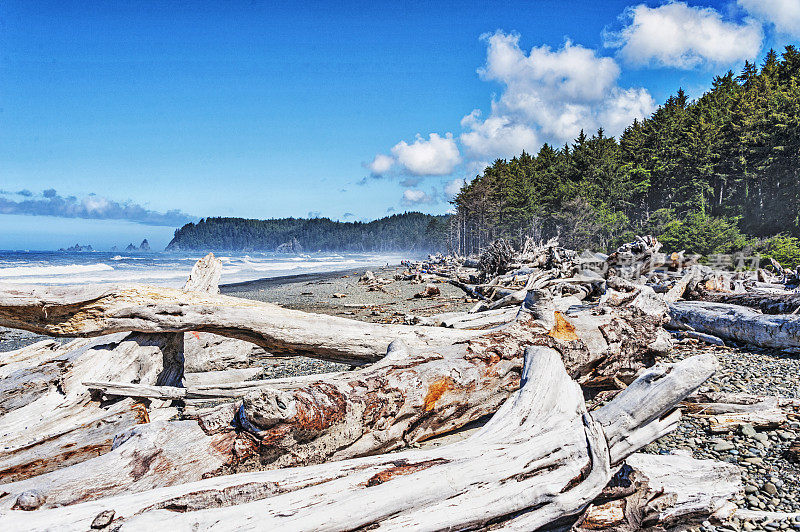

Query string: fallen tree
[668,301,800,351]
[691,290,800,315]
[0,285,670,506]
[0,348,719,531]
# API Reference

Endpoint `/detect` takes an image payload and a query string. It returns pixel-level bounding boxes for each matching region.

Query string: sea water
[0,251,407,287]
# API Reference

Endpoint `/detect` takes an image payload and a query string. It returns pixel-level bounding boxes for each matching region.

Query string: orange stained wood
[548,311,578,341]
[423,377,453,412]
[581,499,626,528]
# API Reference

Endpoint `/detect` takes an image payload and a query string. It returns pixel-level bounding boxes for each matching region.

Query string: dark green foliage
[168,212,448,252]
[451,48,800,256]
[756,234,800,268]
[653,210,750,257]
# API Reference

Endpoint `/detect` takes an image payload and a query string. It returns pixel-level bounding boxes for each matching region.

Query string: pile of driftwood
[0,237,795,530]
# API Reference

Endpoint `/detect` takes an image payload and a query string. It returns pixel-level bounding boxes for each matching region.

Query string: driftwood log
[0,254,675,511]
[692,290,800,315]
[0,255,247,485]
[0,288,670,507]
[0,348,718,531]
[669,301,800,351]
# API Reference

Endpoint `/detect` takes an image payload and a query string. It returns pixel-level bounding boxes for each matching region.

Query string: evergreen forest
[451,47,800,263]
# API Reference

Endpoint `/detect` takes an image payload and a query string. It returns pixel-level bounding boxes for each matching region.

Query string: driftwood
[578,453,741,530]
[0,333,182,484]
[693,289,800,314]
[682,390,798,432]
[0,283,479,365]
[0,348,717,531]
[0,291,671,507]
[0,240,769,530]
[0,251,673,510]
[0,254,231,485]
[669,300,800,351]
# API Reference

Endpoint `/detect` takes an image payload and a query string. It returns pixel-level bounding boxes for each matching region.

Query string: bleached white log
[669,300,800,351]
[0,420,234,511]
[0,283,479,364]
[664,270,696,303]
[578,453,741,530]
[694,289,800,315]
[707,408,788,432]
[0,332,183,482]
[0,350,716,531]
[684,390,800,414]
[593,353,718,465]
[735,509,800,522]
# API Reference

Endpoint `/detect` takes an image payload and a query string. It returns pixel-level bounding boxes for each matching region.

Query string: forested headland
[451,47,800,265]
[166,212,449,252]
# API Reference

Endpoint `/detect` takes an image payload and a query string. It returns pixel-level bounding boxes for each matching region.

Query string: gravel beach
[643,340,800,526]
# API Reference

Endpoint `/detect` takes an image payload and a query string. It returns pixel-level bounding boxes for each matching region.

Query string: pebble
[641,341,800,528]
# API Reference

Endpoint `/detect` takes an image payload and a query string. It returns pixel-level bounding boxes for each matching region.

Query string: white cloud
[391,133,461,176]
[444,178,465,198]
[460,111,539,159]
[606,2,763,68]
[366,153,394,176]
[460,32,656,159]
[402,188,437,205]
[739,0,800,36]
[480,33,620,101]
[598,87,656,135]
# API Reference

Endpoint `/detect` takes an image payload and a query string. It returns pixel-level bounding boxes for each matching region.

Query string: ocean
[0,251,408,287]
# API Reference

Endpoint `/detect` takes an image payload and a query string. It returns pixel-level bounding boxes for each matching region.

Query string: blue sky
[1,0,799,250]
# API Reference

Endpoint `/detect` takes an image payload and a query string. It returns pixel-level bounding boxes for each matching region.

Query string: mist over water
[0,251,406,287]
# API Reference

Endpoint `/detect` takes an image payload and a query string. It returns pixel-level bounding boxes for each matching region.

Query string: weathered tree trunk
[577,453,741,531]
[0,350,717,531]
[681,390,800,432]
[692,290,800,315]
[669,300,800,351]
[0,255,230,484]
[0,333,182,483]
[0,285,670,507]
[0,283,479,365]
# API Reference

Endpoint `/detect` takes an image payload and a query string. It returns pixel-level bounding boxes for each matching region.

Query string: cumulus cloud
[402,188,438,206]
[391,133,461,176]
[460,111,539,160]
[739,0,800,36]
[444,178,466,198]
[365,154,395,177]
[605,2,763,68]
[0,190,195,226]
[460,32,656,159]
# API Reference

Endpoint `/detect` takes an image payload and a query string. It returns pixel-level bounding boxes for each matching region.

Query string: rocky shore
[1,265,799,529]
[645,340,800,529]
[225,267,800,529]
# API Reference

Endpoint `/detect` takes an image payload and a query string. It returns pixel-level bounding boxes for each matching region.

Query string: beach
[220,264,473,320]
[1,264,799,523]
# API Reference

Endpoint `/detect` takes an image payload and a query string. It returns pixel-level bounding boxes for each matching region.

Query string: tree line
[451,47,800,264]
[167,212,449,252]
